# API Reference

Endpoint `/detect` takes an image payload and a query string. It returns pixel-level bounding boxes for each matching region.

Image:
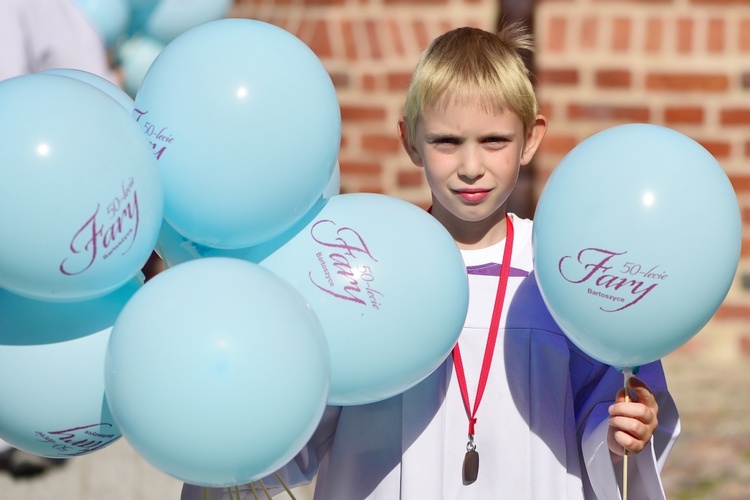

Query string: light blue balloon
[0,279,140,457]
[533,124,741,370]
[105,258,330,487]
[134,19,341,249]
[42,68,135,113]
[73,0,130,47]
[144,0,232,44]
[252,193,469,405]
[116,35,165,97]
[0,74,163,302]
[154,163,341,267]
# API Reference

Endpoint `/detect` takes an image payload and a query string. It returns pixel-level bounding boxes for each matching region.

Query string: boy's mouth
[455,189,491,203]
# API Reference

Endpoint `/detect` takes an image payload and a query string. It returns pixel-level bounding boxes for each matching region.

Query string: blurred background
[1,0,749,498]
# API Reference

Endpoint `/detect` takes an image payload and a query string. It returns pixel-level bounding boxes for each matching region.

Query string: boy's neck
[430,204,509,250]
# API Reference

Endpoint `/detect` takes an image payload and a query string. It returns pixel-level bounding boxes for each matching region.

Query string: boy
[183,23,679,499]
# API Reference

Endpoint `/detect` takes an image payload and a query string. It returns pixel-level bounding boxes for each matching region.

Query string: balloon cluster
[73,0,234,96]
[0,18,470,490]
[533,124,741,371]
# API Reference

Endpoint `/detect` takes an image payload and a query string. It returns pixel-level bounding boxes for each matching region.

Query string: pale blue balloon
[117,35,165,97]
[0,279,140,457]
[73,0,130,47]
[533,124,741,370]
[134,19,341,249]
[253,193,469,405]
[42,68,135,113]
[105,258,330,487]
[144,0,232,44]
[0,74,163,301]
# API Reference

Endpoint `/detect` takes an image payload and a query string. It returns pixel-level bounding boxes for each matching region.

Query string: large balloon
[0,74,163,301]
[143,0,233,44]
[255,193,468,405]
[0,279,140,457]
[533,124,741,369]
[134,19,341,249]
[105,258,330,487]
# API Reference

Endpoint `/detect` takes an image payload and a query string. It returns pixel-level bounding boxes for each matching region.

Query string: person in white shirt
[182,23,679,499]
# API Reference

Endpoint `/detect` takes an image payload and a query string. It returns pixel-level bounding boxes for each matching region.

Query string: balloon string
[249,482,259,500]
[274,472,298,500]
[257,479,273,499]
[203,487,210,500]
[234,485,242,499]
[622,368,633,500]
[226,486,235,500]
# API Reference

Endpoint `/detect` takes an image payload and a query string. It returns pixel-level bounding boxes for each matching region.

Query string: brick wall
[231,0,750,363]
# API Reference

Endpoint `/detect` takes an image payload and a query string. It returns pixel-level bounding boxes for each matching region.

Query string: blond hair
[402,24,538,147]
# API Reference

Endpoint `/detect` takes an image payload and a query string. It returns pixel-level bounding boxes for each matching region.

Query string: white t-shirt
[183,214,680,499]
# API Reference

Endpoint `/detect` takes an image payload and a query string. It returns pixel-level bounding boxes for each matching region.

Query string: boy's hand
[607,377,659,459]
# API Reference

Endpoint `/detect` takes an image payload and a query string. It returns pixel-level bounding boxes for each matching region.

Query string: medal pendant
[462,449,479,485]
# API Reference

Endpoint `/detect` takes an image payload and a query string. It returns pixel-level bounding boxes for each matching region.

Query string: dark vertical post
[499,0,537,220]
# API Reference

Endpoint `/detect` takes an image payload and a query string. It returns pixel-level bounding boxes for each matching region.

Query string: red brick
[691,0,750,4]
[339,160,383,175]
[365,20,382,59]
[397,170,424,187]
[387,72,412,91]
[537,68,579,85]
[697,140,731,158]
[340,105,387,121]
[384,0,448,5]
[595,69,631,88]
[714,304,750,320]
[611,17,631,52]
[567,103,650,122]
[645,73,730,92]
[362,73,378,92]
[644,17,663,53]
[362,134,402,153]
[387,19,406,56]
[412,20,430,51]
[547,16,567,52]
[580,16,598,50]
[720,108,750,125]
[664,106,704,124]
[728,174,750,194]
[745,141,750,157]
[341,20,357,61]
[676,17,694,53]
[740,19,750,52]
[300,19,332,58]
[329,71,350,88]
[707,18,725,53]
[539,134,578,155]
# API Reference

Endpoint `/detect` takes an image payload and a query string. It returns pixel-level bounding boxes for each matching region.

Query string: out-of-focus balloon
[73,0,130,47]
[105,258,330,487]
[42,68,135,113]
[117,35,165,97]
[253,193,469,405]
[533,123,741,370]
[0,74,163,301]
[134,19,341,249]
[143,0,232,44]
[0,279,140,457]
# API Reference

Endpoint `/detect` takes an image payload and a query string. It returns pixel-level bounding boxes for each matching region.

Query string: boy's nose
[457,149,484,179]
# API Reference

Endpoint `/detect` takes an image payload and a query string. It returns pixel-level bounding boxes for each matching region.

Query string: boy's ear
[398,119,424,167]
[520,114,548,166]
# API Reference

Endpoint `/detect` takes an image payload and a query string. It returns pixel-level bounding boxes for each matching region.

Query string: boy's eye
[431,137,460,145]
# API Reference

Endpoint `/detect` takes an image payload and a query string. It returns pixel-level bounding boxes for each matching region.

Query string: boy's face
[400,98,545,243]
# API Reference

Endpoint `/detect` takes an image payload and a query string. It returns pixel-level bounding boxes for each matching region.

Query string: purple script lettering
[308,220,379,306]
[60,178,141,276]
[558,248,658,312]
